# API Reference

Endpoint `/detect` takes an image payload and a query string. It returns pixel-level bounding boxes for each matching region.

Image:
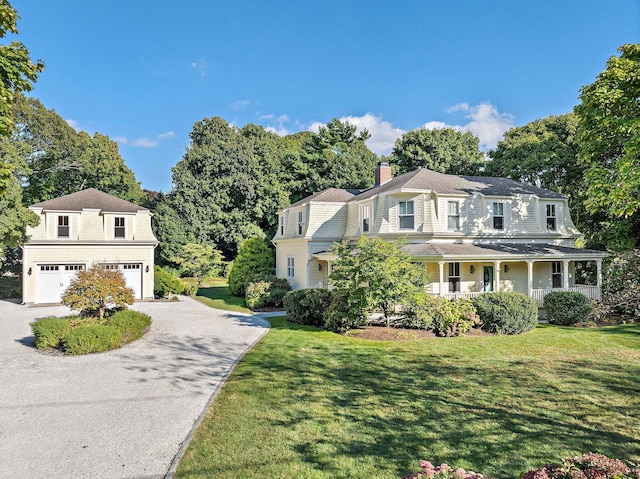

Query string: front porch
[443,285,601,307]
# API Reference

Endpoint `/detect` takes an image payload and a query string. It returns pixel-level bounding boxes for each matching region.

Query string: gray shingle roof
[30,188,147,213]
[287,188,360,208]
[402,242,607,259]
[353,168,565,201]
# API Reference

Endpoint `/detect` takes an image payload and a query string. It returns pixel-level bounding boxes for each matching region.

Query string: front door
[483,266,494,292]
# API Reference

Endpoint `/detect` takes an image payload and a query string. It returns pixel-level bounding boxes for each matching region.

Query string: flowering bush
[403,461,484,479]
[521,453,640,479]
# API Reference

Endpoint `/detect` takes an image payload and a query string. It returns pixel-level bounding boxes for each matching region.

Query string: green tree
[330,236,426,327]
[228,237,274,297]
[391,127,484,175]
[62,265,134,319]
[575,44,640,250]
[171,242,223,285]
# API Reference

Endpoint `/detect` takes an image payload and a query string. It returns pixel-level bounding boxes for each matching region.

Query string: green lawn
[194,279,251,313]
[175,318,640,479]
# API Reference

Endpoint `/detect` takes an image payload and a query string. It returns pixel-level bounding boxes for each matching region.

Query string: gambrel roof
[30,188,147,213]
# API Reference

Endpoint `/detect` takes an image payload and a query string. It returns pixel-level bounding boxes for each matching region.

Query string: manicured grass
[194,278,252,313]
[176,319,640,479]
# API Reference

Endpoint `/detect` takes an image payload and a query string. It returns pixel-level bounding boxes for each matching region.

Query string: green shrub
[283,289,333,326]
[472,292,538,335]
[543,291,594,326]
[228,237,274,297]
[245,275,291,309]
[180,277,199,296]
[432,298,480,337]
[63,324,122,355]
[324,290,366,333]
[400,292,441,330]
[31,317,72,350]
[154,265,184,297]
[108,310,152,342]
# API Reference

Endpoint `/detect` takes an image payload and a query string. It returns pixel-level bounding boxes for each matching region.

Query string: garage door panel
[36,264,84,304]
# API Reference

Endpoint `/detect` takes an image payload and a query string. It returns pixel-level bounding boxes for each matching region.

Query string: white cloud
[266,125,290,136]
[130,138,158,148]
[422,121,458,131]
[66,119,81,131]
[230,99,250,109]
[157,131,175,139]
[191,58,212,77]
[260,114,275,120]
[262,113,292,137]
[444,103,469,113]
[113,137,128,144]
[277,114,290,123]
[115,131,175,148]
[337,113,405,156]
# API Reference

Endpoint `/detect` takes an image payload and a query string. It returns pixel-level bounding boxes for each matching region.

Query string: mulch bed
[346,326,494,341]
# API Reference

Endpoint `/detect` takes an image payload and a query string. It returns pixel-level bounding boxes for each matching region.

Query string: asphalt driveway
[0,297,270,479]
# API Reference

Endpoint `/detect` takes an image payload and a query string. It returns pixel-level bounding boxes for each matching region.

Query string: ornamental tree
[228,237,274,296]
[62,266,134,319]
[170,242,223,285]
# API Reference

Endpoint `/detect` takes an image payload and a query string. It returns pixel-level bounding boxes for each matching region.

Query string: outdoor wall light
[504,265,510,273]
[145,265,149,273]
[318,263,323,271]
[469,265,475,274]
[27,267,32,276]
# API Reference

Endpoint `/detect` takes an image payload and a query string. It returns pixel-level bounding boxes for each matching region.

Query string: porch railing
[442,291,487,301]
[442,286,601,307]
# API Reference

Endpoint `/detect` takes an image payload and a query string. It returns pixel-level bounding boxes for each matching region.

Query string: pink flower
[421,461,434,471]
[456,468,467,477]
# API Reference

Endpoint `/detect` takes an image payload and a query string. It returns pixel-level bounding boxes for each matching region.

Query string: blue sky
[9,1,639,192]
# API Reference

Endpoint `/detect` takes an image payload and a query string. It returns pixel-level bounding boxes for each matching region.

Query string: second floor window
[287,256,295,278]
[361,204,371,233]
[493,202,504,230]
[279,216,285,236]
[57,216,69,238]
[399,201,414,229]
[447,201,460,230]
[448,262,460,293]
[552,261,562,288]
[547,204,556,231]
[114,217,125,238]
[297,211,304,235]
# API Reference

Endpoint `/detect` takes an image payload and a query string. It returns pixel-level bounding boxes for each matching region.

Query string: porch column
[527,260,534,297]
[494,260,501,292]
[596,259,602,301]
[563,260,570,290]
[438,261,445,296]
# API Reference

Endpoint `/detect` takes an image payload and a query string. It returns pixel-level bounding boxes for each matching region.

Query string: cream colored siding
[275,238,308,289]
[78,210,103,240]
[309,259,329,287]
[500,262,528,294]
[307,203,348,239]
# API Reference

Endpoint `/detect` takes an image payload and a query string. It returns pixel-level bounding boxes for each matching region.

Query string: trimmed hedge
[402,294,480,336]
[108,310,152,342]
[154,266,184,297]
[283,289,333,326]
[324,290,366,333]
[63,324,122,355]
[31,317,72,350]
[544,291,594,325]
[472,292,538,335]
[245,275,291,309]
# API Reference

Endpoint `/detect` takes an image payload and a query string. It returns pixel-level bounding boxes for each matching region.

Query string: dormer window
[546,204,556,231]
[361,204,371,233]
[297,211,304,235]
[279,216,285,236]
[399,201,414,229]
[493,202,504,230]
[57,216,69,238]
[114,217,125,238]
[447,201,460,230]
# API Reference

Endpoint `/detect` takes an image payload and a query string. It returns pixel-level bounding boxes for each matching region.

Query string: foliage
[171,242,223,285]
[228,237,274,297]
[323,289,366,333]
[600,250,640,321]
[108,310,152,343]
[391,127,484,175]
[403,461,485,479]
[193,278,251,313]
[0,159,38,250]
[575,44,640,250]
[61,265,134,319]
[153,265,184,298]
[403,293,480,336]
[283,288,333,326]
[472,292,538,334]
[179,277,199,296]
[521,453,640,479]
[330,236,426,326]
[245,275,291,309]
[31,317,72,350]
[543,291,594,326]
[0,0,44,138]
[63,324,122,355]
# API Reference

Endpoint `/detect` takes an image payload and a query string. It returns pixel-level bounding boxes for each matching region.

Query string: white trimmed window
[448,262,460,293]
[114,217,125,238]
[546,204,556,231]
[552,261,562,288]
[398,201,414,229]
[493,202,504,230]
[57,215,69,238]
[447,201,460,230]
[361,204,371,233]
[287,256,295,278]
[279,216,285,236]
[297,211,304,235]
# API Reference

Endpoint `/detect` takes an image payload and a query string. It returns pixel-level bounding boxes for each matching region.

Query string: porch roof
[402,243,608,261]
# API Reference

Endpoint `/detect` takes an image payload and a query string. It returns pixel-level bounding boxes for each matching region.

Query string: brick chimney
[375,161,392,186]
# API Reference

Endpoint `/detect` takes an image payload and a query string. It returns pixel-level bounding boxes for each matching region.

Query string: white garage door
[36,264,84,304]
[102,263,142,300]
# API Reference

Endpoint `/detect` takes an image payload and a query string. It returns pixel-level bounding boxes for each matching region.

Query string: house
[21,188,158,305]
[273,162,607,306]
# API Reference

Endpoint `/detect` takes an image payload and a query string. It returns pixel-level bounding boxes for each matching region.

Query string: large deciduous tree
[575,44,640,250]
[391,127,484,175]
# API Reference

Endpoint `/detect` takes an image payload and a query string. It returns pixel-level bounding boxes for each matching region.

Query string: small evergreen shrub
[544,291,594,325]
[63,324,122,355]
[283,289,333,326]
[472,292,538,335]
[324,290,366,333]
[108,310,152,342]
[154,265,184,297]
[180,277,199,296]
[432,299,480,337]
[31,317,72,350]
[245,275,291,309]
[228,237,275,297]
[400,292,439,330]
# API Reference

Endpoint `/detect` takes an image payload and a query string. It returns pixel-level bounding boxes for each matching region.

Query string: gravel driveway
[0,297,270,479]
